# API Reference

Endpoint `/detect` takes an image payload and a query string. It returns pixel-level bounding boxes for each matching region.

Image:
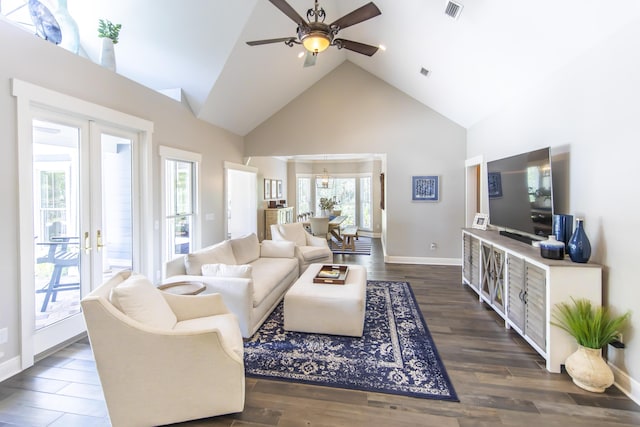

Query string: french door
[28,112,137,357]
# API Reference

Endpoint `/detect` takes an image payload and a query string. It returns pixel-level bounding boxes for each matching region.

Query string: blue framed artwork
[488,172,502,198]
[412,176,439,202]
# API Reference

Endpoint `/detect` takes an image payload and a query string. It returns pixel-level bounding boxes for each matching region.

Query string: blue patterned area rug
[244,280,458,401]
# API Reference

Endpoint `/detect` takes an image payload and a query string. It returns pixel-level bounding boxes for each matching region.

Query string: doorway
[225,162,258,239]
[14,79,153,368]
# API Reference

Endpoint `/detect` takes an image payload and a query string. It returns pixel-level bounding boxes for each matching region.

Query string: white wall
[0,20,243,370]
[467,17,640,399]
[248,156,288,240]
[245,62,467,261]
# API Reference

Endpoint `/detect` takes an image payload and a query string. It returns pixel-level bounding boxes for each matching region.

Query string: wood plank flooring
[1,238,639,426]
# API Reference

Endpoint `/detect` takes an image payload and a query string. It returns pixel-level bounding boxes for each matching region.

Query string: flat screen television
[487,147,553,243]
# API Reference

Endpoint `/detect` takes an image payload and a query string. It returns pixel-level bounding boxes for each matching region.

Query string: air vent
[444,1,463,19]
[420,67,430,77]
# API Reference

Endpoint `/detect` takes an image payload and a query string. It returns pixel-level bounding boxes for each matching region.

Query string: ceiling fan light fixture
[301,31,331,53]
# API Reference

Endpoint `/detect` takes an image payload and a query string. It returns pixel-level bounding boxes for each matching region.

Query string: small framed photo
[264,179,271,200]
[412,175,439,202]
[276,180,283,198]
[271,179,278,199]
[472,213,489,230]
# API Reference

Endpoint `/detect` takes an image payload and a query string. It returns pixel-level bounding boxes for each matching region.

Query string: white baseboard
[0,355,21,382]
[384,255,462,266]
[609,361,640,405]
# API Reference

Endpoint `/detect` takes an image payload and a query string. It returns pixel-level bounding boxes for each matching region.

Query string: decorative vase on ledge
[99,37,116,71]
[567,218,591,263]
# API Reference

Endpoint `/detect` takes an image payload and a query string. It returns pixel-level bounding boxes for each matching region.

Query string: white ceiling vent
[444,1,463,19]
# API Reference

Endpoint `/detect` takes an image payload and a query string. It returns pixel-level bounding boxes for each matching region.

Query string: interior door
[225,162,258,239]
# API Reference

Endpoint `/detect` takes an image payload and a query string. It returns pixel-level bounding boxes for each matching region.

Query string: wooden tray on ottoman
[313,265,349,285]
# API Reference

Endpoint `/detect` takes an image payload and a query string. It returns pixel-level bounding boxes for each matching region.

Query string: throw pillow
[109,274,177,329]
[184,240,237,275]
[202,263,252,279]
[260,240,295,258]
[229,233,260,265]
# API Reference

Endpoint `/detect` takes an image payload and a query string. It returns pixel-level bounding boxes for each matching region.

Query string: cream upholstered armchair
[81,270,245,427]
[271,222,333,273]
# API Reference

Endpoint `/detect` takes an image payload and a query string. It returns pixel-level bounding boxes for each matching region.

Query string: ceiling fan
[246,0,381,67]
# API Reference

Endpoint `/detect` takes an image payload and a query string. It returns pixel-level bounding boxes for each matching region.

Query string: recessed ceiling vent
[420,67,430,77]
[444,1,463,19]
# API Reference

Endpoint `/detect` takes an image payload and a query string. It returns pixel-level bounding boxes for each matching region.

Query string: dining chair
[309,217,331,243]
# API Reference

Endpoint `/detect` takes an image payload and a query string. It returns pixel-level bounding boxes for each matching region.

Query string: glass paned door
[30,118,136,354]
[98,131,134,282]
[32,120,81,330]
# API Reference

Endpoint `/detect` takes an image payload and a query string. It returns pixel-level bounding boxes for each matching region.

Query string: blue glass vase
[567,218,591,263]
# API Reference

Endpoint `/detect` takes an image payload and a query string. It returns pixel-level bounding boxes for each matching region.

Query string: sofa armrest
[162,275,254,337]
[260,240,296,258]
[164,256,186,278]
[162,292,230,322]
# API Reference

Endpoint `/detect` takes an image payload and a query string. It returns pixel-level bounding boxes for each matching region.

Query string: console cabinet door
[463,233,481,291]
[480,243,493,300]
[491,248,505,314]
[507,255,526,332]
[525,263,547,350]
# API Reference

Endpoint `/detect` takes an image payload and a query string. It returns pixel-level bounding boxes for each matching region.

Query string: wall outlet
[0,328,8,344]
[430,242,437,250]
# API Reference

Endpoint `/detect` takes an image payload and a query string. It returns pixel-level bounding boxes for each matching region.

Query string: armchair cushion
[273,223,308,247]
[260,240,295,258]
[202,263,253,279]
[229,233,260,265]
[298,246,333,263]
[184,240,236,275]
[109,274,177,329]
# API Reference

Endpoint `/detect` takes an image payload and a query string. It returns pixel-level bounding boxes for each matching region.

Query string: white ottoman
[284,263,367,337]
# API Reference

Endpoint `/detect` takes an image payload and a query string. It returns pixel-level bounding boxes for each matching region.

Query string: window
[160,146,200,262]
[297,173,373,231]
[297,176,311,216]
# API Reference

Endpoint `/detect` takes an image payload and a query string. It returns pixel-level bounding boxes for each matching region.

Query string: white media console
[461,228,602,373]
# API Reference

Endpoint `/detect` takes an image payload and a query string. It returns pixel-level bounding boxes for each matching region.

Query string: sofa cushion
[110,274,177,329]
[249,257,298,307]
[260,240,295,258]
[299,245,332,262]
[173,313,243,359]
[184,240,236,275]
[229,233,260,265]
[202,263,253,279]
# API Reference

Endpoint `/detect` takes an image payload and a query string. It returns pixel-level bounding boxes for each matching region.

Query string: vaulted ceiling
[60,0,640,136]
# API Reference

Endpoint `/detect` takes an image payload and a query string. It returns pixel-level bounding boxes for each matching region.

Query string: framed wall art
[271,179,277,199]
[264,179,271,200]
[276,180,283,198]
[412,175,439,202]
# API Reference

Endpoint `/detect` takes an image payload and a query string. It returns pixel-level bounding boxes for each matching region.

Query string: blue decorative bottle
[567,218,591,263]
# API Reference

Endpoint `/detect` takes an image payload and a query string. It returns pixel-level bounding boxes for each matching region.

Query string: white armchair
[81,270,245,427]
[271,222,333,272]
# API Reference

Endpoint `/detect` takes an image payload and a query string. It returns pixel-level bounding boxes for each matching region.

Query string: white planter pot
[100,38,116,71]
[565,345,614,393]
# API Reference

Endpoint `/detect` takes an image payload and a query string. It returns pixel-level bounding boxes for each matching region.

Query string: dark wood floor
[1,239,639,426]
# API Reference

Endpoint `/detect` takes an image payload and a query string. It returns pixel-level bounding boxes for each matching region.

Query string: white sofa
[81,270,245,426]
[270,222,333,273]
[163,233,299,338]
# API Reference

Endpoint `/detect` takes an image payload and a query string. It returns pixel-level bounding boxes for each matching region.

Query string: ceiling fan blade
[268,0,307,27]
[329,2,381,31]
[303,51,317,68]
[246,37,296,46]
[334,39,379,56]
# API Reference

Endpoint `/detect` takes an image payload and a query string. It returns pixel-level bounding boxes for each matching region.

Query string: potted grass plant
[552,298,630,392]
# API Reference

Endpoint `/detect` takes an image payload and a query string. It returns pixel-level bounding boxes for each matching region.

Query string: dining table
[302,215,347,242]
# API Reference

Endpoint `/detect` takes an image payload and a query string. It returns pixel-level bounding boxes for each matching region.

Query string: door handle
[96,230,104,251]
[84,231,92,254]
